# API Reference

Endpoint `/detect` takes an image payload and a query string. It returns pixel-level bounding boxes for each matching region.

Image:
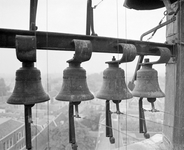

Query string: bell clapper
[112,100,123,115]
[150,102,159,112]
[147,98,159,112]
[73,102,81,118]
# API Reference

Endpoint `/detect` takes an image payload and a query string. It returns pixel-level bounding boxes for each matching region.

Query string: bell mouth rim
[132,94,165,98]
[123,0,178,10]
[96,93,133,100]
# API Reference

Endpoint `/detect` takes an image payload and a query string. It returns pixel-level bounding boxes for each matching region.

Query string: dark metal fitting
[106,43,137,64]
[162,0,175,15]
[28,116,33,124]
[109,110,113,114]
[144,132,150,139]
[22,62,34,68]
[73,102,81,118]
[150,101,159,112]
[116,111,123,115]
[111,110,124,115]
[74,115,81,118]
[16,35,36,63]
[141,47,171,65]
[140,16,176,41]
[112,100,123,115]
[67,39,92,63]
[143,108,147,112]
[30,23,38,31]
[72,143,78,150]
[74,113,81,118]
[149,108,160,113]
[109,137,115,144]
[147,98,156,103]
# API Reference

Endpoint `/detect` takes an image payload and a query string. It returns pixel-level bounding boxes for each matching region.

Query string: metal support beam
[0,28,174,56]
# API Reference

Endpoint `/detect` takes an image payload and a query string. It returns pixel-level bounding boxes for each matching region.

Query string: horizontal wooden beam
[0,28,174,56]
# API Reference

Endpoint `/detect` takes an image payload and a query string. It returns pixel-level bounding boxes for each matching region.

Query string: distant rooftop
[0,117,23,140]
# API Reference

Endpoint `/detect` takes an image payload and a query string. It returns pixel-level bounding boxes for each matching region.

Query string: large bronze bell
[96,57,132,101]
[132,59,164,99]
[7,63,50,105]
[124,0,177,12]
[7,35,49,105]
[55,61,94,102]
[56,39,94,150]
[132,58,165,139]
[96,56,133,144]
[7,35,50,150]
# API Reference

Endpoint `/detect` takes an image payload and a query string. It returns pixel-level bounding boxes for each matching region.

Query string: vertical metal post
[139,98,150,139]
[128,55,144,91]
[86,0,91,35]
[69,102,78,150]
[30,0,38,31]
[139,98,144,133]
[25,105,34,150]
[24,1,38,150]
[86,0,97,36]
[106,100,115,144]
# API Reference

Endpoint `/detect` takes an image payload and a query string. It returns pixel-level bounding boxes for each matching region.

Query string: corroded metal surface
[132,59,165,98]
[7,35,49,105]
[0,28,174,56]
[68,39,92,63]
[56,62,94,102]
[16,35,36,62]
[56,39,94,102]
[96,56,133,101]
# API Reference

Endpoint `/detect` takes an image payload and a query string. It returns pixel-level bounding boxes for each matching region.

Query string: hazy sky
[0,0,167,77]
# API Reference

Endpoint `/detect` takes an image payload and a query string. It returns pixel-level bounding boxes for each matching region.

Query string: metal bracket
[106,43,137,64]
[128,47,171,91]
[67,39,92,63]
[162,0,174,15]
[140,47,171,65]
[140,16,176,41]
[16,35,36,62]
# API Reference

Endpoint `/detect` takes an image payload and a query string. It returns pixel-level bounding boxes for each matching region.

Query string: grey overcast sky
[0,0,167,77]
